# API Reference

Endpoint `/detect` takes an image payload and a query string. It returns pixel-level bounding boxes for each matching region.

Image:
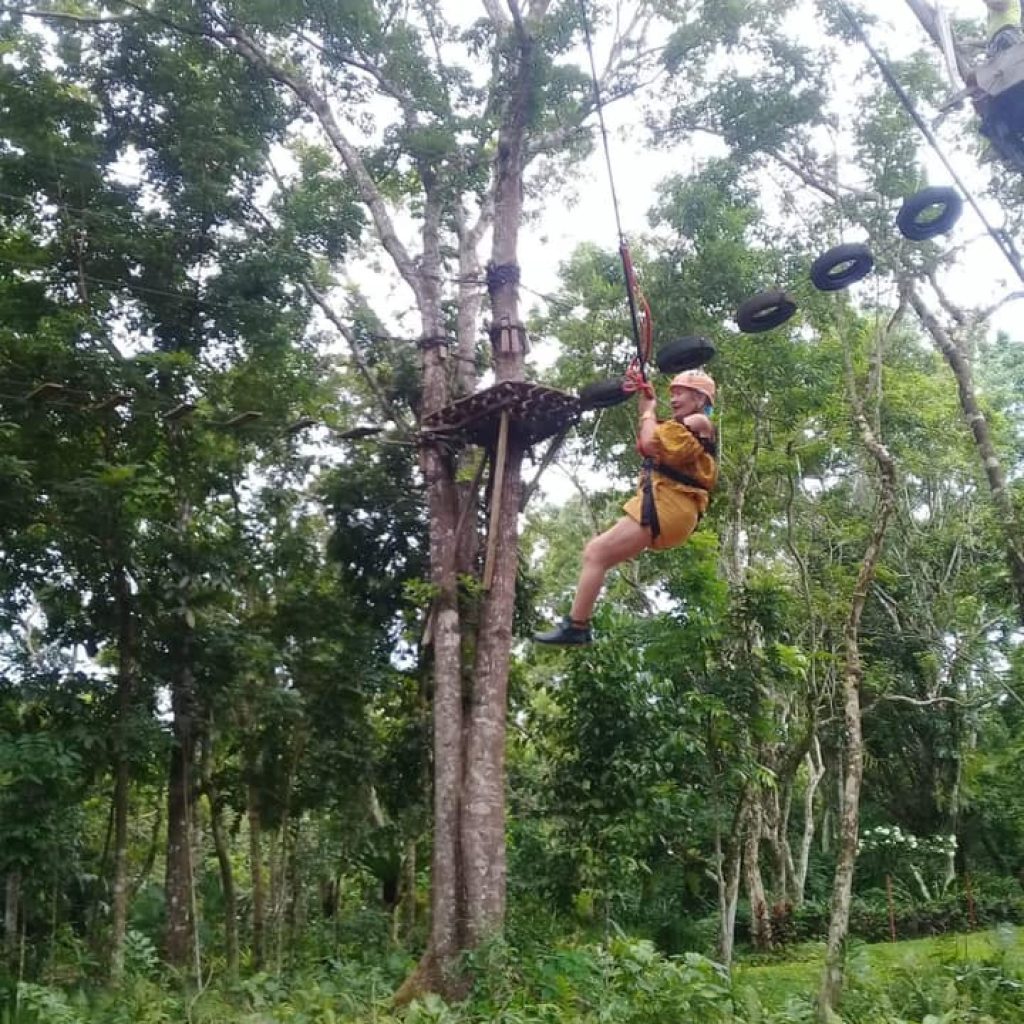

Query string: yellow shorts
[623,484,704,551]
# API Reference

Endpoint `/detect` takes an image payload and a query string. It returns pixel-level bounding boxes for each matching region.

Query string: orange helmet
[670,370,716,405]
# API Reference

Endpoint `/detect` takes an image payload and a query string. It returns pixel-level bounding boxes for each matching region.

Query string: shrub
[778,884,1024,947]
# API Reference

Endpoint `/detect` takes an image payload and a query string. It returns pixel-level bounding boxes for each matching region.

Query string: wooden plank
[420,381,581,448]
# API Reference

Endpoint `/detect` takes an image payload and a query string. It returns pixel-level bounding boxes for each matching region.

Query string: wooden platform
[420,381,581,447]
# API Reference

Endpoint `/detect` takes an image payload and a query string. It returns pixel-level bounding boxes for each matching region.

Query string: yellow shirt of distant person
[986,0,1022,41]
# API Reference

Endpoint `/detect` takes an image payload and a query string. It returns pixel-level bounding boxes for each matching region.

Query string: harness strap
[639,459,661,540]
[639,458,710,540]
[650,460,709,491]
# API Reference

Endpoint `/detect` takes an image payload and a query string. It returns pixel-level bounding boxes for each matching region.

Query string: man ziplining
[531,0,720,648]
[533,368,718,647]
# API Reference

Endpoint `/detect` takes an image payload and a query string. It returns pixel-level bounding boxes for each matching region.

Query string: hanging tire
[896,187,962,241]
[809,243,875,292]
[578,377,629,411]
[655,335,716,374]
[735,290,798,334]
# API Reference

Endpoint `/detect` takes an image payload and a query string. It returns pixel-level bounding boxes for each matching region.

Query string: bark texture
[817,345,897,1020]
[908,285,1024,623]
[164,645,197,969]
[108,563,135,980]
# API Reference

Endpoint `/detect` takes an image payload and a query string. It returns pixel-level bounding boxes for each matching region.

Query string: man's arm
[637,393,658,455]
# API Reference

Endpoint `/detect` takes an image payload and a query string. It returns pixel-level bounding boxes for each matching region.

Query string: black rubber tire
[655,335,716,374]
[735,290,798,334]
[896,187,963,241]
[578,377,629,411]
[809,243,875,292]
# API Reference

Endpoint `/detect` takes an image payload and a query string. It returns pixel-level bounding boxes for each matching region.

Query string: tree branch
[767,146,883,204]
[295,30,419,120]
[208,13,427,308]
[876,693,970,707]
[926,269,969,327]
[0,5,140,24]
[482,0,511,31]
[976,289,1024,322]
[302,279,413,432]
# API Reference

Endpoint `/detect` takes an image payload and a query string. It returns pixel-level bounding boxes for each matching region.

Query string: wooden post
[482,410,509,591]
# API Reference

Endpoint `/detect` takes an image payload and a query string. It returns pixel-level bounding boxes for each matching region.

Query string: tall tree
[73,0,666,995]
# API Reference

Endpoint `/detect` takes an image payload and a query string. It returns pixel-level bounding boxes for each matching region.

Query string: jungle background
[4,0,1024,1020]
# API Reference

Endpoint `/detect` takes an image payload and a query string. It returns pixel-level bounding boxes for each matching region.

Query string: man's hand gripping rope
[621,359,654,400]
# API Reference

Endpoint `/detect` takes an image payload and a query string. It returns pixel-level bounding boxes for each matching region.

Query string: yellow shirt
[988,0,1022,40]
[622,420,718,550]
[647,419,718,505]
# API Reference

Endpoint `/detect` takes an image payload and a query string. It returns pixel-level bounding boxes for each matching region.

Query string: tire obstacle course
[573,183,963,412]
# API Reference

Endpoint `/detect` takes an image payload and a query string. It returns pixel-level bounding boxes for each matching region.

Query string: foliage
[4,930,1024,1022]
[3,0,1024,1017]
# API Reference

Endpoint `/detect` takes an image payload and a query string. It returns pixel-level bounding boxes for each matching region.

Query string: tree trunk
[268,831,280,964]
[943,752,964,893]
[130,800,162,901]
[457,0,534,948]
[109,758,131,978]
[196,1,541,1001]
[461,448,523,944]
[272,738,300,974]
[795,738,826,906]
[4,871,19,970]
[202,733,239,980]
[402,8,535,1002]
[779,784,799,906]
[402,838,418,939]
[89,796,115,955]
[715,790,747,966]
[908,286,1024,623]
[108,563,135,981]
[247,782,266,970]
[164,643,197,970]
[762,782,793,907]
[744,800,773,951]
[208,794,239,978]
[283,819,302,970]
[817,346,897,1020]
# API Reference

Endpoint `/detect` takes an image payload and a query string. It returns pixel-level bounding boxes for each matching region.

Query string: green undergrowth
[4,928,1024,1024]
[736,925,1024,1014]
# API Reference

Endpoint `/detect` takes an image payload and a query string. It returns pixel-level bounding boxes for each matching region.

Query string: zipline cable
[578,0,653,379]
[837,0,1024,286]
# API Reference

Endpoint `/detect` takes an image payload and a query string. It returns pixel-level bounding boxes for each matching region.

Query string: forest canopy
[2,0,1024,1021]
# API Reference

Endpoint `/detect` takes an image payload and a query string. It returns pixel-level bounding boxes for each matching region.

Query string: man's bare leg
[569,515,652,624]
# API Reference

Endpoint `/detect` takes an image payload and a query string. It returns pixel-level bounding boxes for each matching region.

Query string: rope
[577,0,653,378]
[838,0,1024,286]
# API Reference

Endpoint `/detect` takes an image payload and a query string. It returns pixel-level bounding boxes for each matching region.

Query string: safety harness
[638,433,717,540]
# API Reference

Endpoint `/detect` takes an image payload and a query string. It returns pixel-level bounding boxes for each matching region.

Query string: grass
[734,925,1024,1010]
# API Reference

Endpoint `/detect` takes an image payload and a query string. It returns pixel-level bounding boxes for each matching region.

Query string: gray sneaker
[533,617,592,646]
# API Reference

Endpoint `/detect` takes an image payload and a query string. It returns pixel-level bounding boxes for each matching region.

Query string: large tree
[8,0,679,995]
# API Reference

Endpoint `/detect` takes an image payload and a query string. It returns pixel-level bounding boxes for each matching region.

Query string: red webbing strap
[619,241,653,374]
